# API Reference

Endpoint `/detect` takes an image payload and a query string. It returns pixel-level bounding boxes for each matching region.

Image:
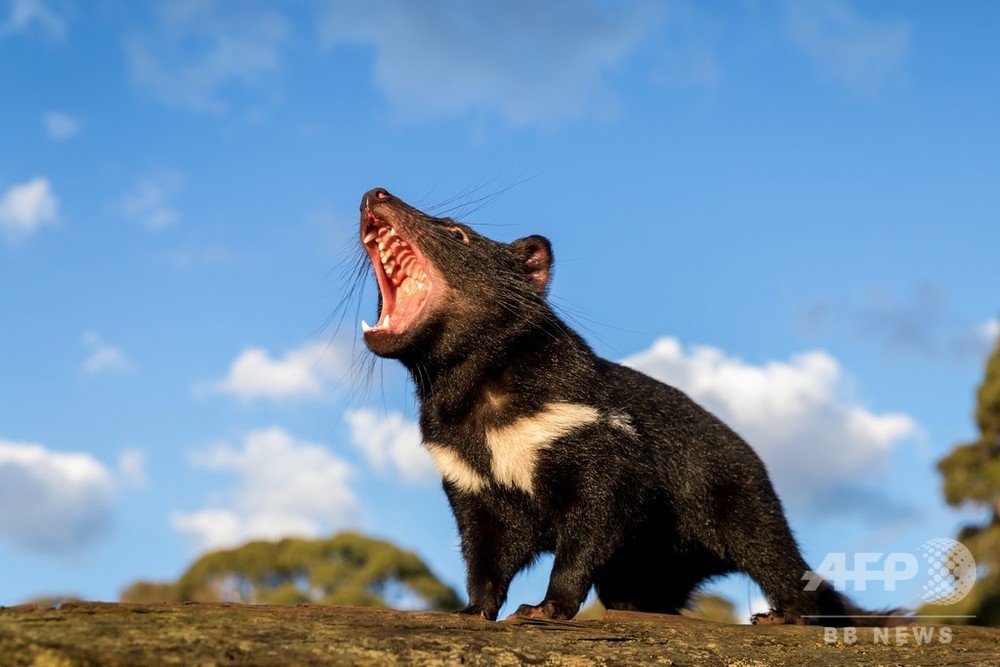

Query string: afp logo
[803,538,976,604]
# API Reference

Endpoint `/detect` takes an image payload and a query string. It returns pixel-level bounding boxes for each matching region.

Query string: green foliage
[928,330,1000,626]
[939,334,1000,509]
[976,335,1000,443]
[128,532,461,612]
[938,442,1000,509]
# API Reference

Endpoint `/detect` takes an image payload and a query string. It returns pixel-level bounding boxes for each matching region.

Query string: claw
[455,605,496,621]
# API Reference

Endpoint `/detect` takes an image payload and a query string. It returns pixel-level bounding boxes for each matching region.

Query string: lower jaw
[362,328,414,361]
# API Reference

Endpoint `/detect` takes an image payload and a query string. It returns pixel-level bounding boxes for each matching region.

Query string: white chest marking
[485,402,600,495]
[426,443,488,493]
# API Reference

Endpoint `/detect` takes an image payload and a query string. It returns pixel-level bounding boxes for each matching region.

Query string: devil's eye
[448,227,470,243]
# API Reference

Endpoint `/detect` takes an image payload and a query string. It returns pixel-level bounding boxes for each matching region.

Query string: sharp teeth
[388,228,397,236]
[361,320,372,332]
[383,314,391,328]
[377,241,386,252]
[363,231,377,243]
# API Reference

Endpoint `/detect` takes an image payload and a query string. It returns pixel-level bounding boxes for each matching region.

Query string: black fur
[356,188,898,625]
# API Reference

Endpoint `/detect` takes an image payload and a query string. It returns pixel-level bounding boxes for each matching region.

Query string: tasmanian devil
[356,187,892,625]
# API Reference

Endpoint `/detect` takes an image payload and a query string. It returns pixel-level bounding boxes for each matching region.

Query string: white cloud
[124,0,290,114]
[42,111,80,140]
[121,173,182,231]
[0,438,115,554]
[1,0,66,39]
[319,0,656,124]
[172,427,357,552]
[784,0,910,93]
[208,340,348,400]
[81,330,133,375]
[117,448,147,488]
[979,318,1000,346]
[622,338,917,504]
[0,177,58,241]
[344,409,436,483]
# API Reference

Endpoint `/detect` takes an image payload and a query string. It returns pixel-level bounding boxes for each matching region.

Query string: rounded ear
[512,235,553,295]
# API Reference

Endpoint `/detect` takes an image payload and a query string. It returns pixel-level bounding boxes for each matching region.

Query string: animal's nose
[361,188,391,211]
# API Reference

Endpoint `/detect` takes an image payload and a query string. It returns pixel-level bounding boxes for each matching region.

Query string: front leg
[508,541,599,620]
[447,485,537,621]
[510,504,620,621]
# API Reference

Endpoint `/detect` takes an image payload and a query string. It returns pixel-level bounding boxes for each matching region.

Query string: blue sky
[1,0,998,619]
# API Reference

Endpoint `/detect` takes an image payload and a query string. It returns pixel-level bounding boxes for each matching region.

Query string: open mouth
[361,211,433,335]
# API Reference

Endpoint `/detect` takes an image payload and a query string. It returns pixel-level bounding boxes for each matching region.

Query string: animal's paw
[507,600,572,621]
[455,605,496,621]
[751,609,794,625]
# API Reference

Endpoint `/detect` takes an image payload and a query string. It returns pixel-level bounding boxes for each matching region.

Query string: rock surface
[1,602,998,666]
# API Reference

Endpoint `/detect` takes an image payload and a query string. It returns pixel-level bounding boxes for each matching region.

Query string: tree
[927,330,1000,626]
[121,532,461,612]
